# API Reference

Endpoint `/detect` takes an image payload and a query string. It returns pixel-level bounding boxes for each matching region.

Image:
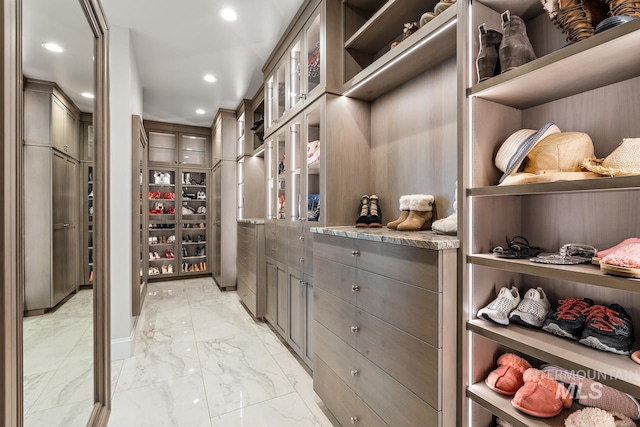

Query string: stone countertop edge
[309,226,459,250]
[237,218,265,225]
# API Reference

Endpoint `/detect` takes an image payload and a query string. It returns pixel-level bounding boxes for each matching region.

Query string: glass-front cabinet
[149,131,176,164]
[148,129,210,167]
[180,135,207,166]
[305,106,321,223]
[289,120,303,222]
[276,132,287,221]
[264,7,323,136]
[266,138,276,219]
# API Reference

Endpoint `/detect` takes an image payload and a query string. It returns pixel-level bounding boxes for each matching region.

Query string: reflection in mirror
[22,0,95,425]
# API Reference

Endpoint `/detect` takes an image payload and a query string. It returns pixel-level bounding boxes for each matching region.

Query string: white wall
[109,26,142,360]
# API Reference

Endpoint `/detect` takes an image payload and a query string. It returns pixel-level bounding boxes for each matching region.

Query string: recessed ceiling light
[81,92,95,99]
[41,42,63,53]
[219,7,238,22]
[195,109,205,115]
[204,74,216,83]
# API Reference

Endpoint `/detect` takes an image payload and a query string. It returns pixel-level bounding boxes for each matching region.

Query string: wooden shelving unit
[469,176,640,197]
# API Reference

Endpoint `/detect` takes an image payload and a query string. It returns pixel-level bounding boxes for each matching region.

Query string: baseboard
[111,331,134,360]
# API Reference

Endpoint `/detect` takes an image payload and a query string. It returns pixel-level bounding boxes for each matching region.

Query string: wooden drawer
[304,236,313,277]
[314,288,357,349]
[357,269,440,346]
[238,223,256,239]
[356,306,439,408]
[287,249,308,273]
[313,256,357,305]
[238,235,257,255]
[238,278,257,318]
[313,234,359,268]
[315,322,438,427]
[314,358,388,427]
[287,226,305,249]
[237,264,256,294]
[237,247,256,272]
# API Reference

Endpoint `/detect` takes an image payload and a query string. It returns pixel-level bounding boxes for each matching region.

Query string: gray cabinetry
[236,221,265,319]
[312,230,458,427]
[265,258,287,336]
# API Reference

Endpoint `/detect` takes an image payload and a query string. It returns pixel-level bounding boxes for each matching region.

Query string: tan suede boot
[397,195,435,231]
[387,195,412,229]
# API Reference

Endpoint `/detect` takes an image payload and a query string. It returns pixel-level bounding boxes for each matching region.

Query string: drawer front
[357,269,440,346]
[356,239,440,292]
[238,235,257,255]
[287,226,305,249]
[355,307,439,409]
[314,358,388,427]
[275,230,289,263]
[314,288,357,349]
[313,256,357,305]
[238,247,256,272]
[315,323,438,427]
[287,249,307,273]
[313,234,359,268]
[304,241,314,277]
[265,224,277,258]
[237,278,257,317]
[237,263,256,294]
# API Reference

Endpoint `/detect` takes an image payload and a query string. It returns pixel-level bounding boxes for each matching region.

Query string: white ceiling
[22,0,305,127]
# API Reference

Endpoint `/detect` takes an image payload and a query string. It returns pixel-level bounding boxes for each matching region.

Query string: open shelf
[182,184,206,188]
[181,241,206,245]
[469,254,640,292]
[149,183,175,187]
[469,176,640,197]
[183,255,206,260]
[345,0,387,16]
[468,319,640,397]
[343,6,457,101]
[344,0,428,54]
[467,383,579,427]
[469,19,640,109]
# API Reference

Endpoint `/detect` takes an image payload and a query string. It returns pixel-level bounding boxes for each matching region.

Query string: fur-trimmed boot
[387,195,412,229]
[432,183,457,235]
[397,195,434,231]
[476,24,503,82]
[356,195,370,227]
[605,0,640,17]
[541,0,609,43]
[369,195,382,227]
[499,11,537,72]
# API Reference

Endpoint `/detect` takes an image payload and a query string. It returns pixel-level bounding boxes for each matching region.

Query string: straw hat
[500,132,601,186]
[495,122,561,183]
[583,138,640,176]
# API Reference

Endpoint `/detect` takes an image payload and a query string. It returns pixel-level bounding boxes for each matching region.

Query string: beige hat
[500,132,601,186]
[495,122,561,183]
[583,138,640,176]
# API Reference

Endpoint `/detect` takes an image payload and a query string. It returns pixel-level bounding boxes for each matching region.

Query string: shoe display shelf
[462,1,640,426]
[180,222,208,275]
[147,223,178,278]
[85,164,94,285]
[341,0,458,100]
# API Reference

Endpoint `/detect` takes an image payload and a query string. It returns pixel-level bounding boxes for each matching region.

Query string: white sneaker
[509,287,551,328]
[477,286,521,326]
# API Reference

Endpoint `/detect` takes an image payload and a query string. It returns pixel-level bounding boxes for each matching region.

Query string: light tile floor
[109,277,335,427]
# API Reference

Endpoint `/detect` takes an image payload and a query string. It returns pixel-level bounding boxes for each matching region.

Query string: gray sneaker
[509,287,551,328]
[477,286,521,326]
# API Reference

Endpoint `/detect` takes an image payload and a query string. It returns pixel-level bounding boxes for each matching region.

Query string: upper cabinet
[144,120,212,168]
[263,0,342,136]
[23,79,81,159]
[342,0,458,100]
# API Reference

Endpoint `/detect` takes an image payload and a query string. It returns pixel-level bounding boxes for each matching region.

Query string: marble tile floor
[23,289,120,427]
[109,277,336,427]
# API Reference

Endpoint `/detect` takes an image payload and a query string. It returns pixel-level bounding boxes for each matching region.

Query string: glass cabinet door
[289,121,302,221]
[266,138,276,219]
[276,62,286,123]
[290,40,303,110]
[305,106,321,223]
[266,61,285,130]
[276,132,287,220]
[180,135,207,166]
[305,12,321,98]
[149,131,177,164]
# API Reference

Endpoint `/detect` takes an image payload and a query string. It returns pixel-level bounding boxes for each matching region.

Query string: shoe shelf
[468,176,640,197]
[468,319,640,397]
[148,183,175,187]
[342,5,457,101]
[469,254,640,293]
[182,256,206,260]
[467,382,579,427]
[182,241,205,245]
[469,18,640,109]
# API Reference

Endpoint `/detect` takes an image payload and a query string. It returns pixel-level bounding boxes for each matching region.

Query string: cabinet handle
[351,285,360,292]
[298,280,307,286]
[350,417,358,424]
[298,93,307,100]
[299,258,304,263]
[298,236,304,241]
[63,223,70,228]
[350,369,359,377]
[350,326,359,333]
[351,250,360,256]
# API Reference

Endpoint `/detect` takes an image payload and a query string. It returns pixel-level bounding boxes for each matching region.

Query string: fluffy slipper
[632,350,640,366]
[542,365,640,419]
[596,238,640,259]
[512,368,572,418]
[485,353,532,396]
[601,242,640,269]
[564,407,635,427]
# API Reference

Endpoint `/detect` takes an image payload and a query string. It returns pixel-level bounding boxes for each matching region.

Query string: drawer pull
[299,258,305,263]
[299,281,307,287]
[351,250,360,256]
[298,236,304,241]
[242,257,248,260]
[350,326,359,333]
[350,417,358,424]
[350,369,359,377]
[351,285,360,292]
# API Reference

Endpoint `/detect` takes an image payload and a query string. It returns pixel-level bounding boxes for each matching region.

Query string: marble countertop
[237,218,265,225]
[310,226,459,250]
